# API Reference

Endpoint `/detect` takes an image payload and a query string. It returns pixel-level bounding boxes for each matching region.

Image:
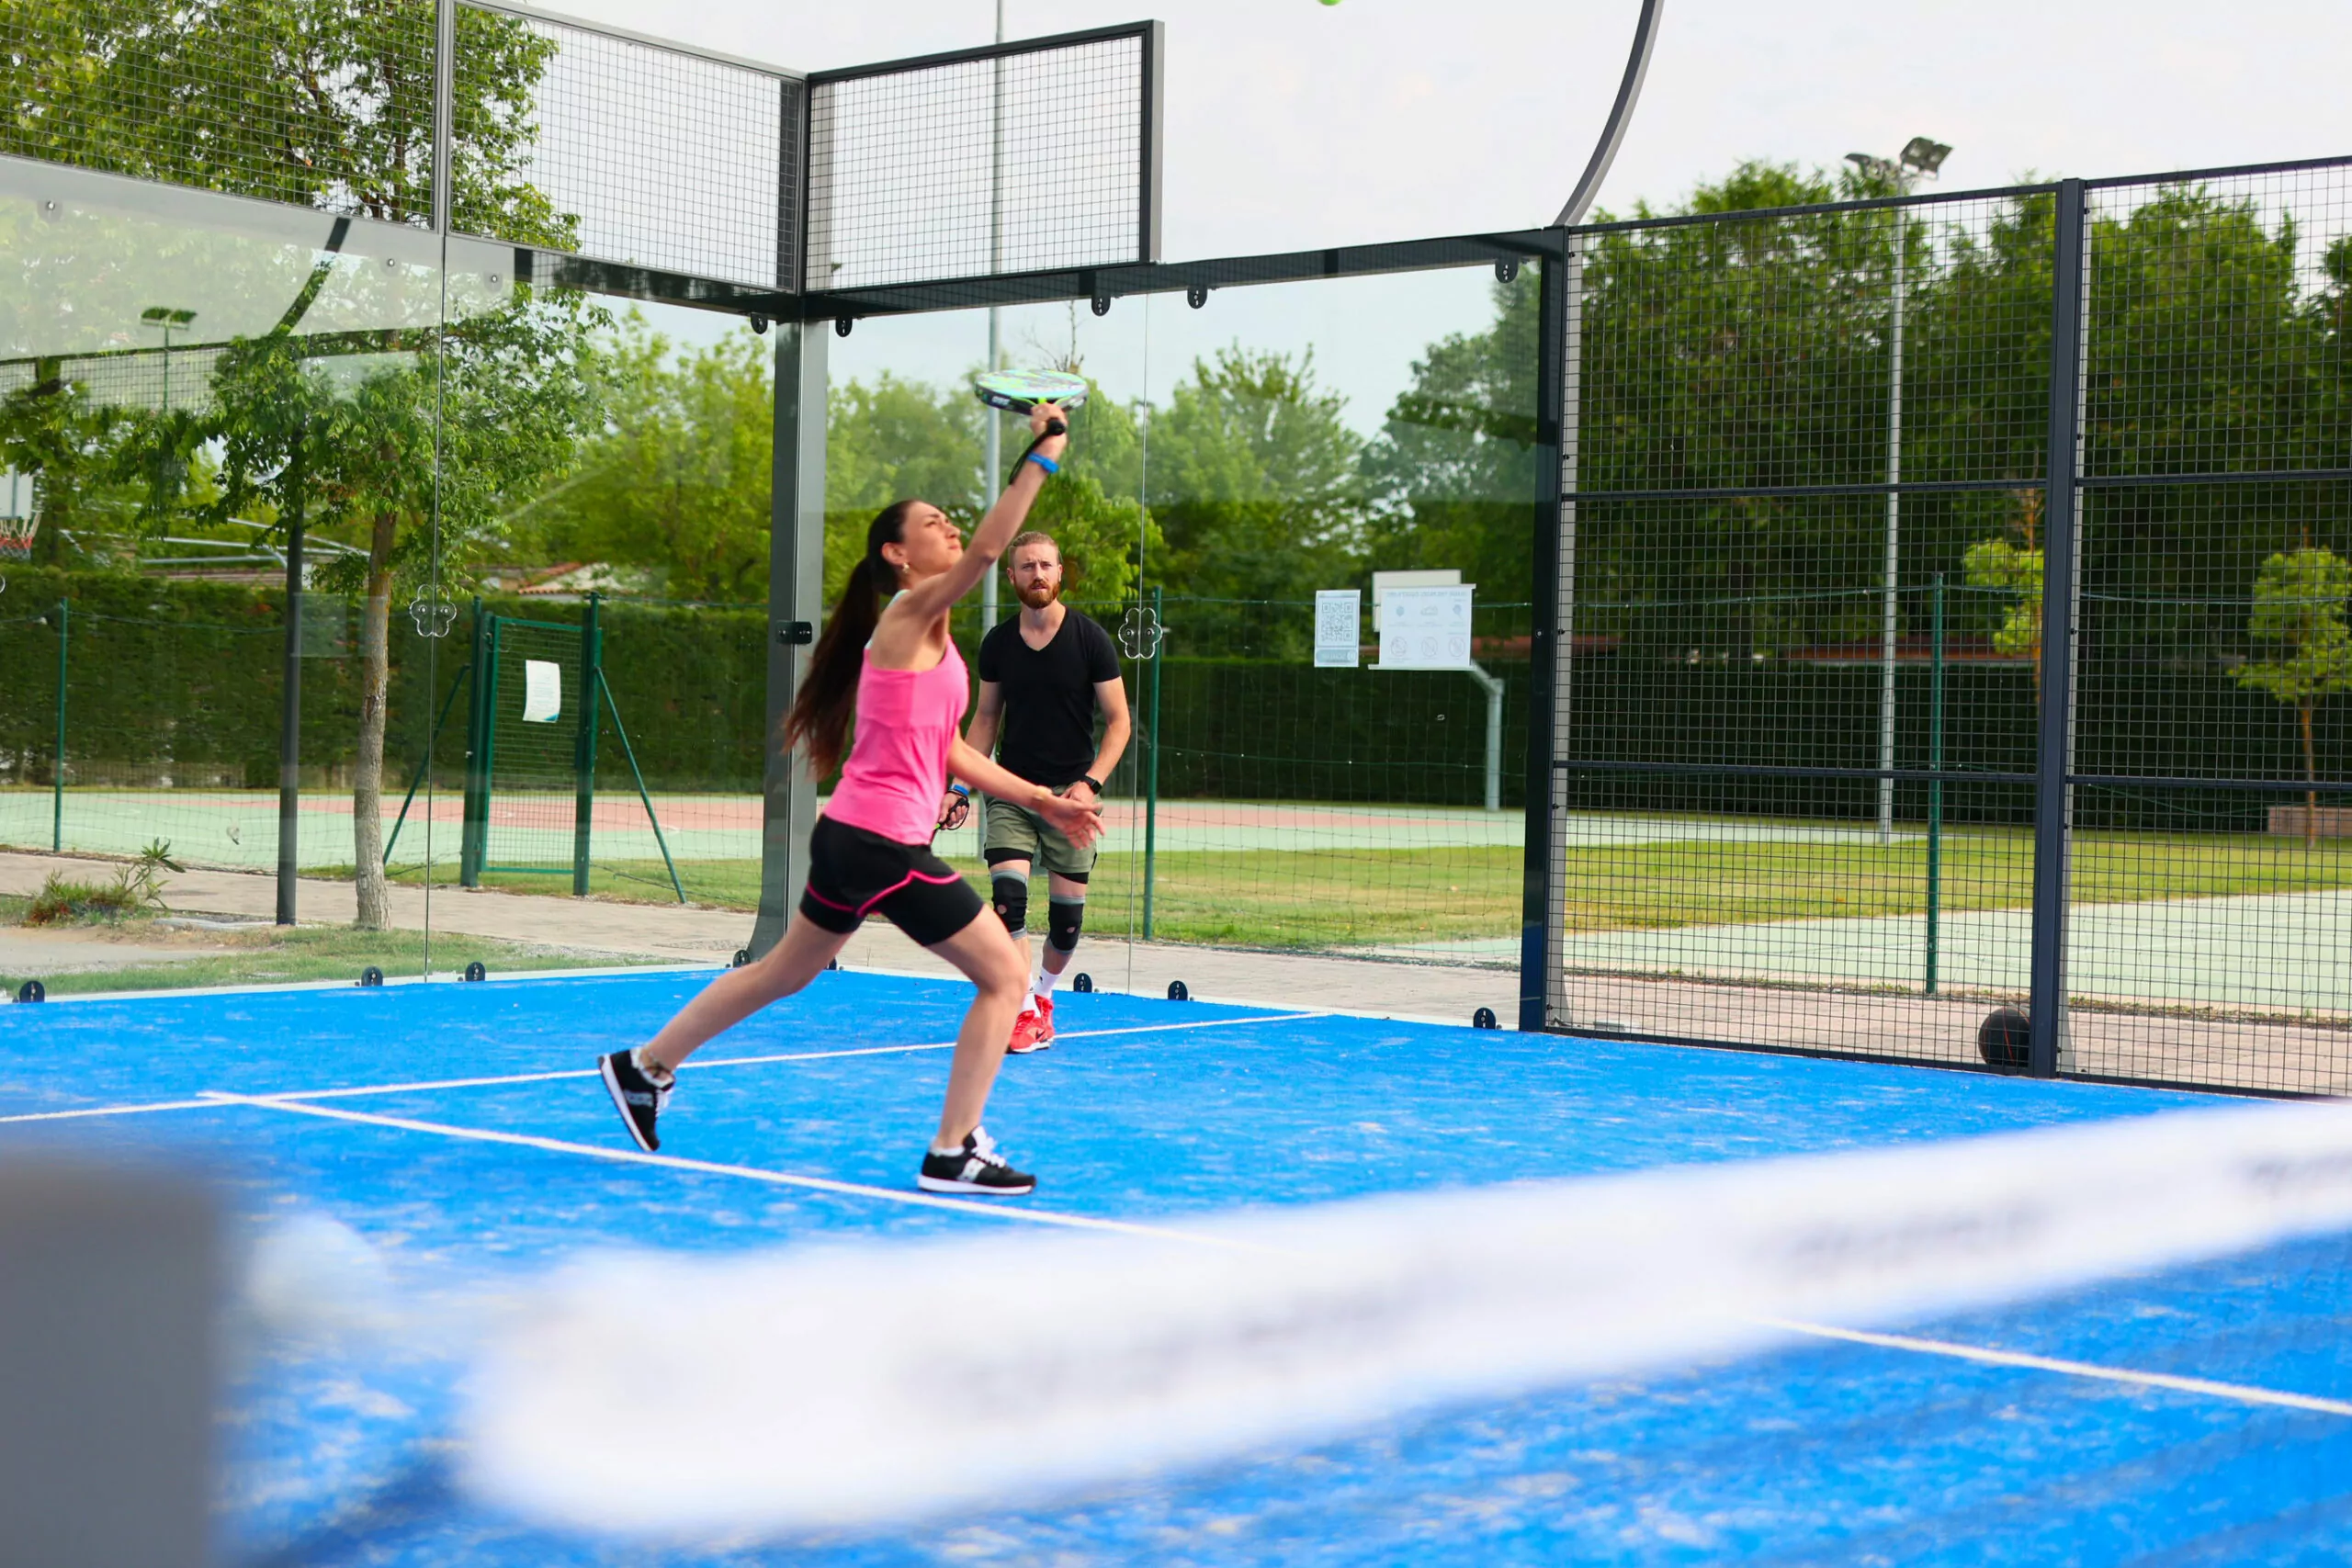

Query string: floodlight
[1900,137,1952,176]
[1844,152,1897,183]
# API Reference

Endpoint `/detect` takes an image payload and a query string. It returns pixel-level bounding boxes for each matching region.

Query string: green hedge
[1,572,2341,829]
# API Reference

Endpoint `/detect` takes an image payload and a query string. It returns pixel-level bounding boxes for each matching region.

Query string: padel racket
[973,368,1090,415]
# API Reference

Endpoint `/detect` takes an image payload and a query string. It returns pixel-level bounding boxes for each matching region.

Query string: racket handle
[1045,417,1067,437]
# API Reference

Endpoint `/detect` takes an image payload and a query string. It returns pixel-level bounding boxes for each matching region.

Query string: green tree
[185,284,601,924]
[1359,275,1542,600]
[2233,547,2352,847]
[1963,492,2045,690]
[519,314,774,603]
[5,0,591,924]
[2,0,567,238]
[1574,162,1908,658]
[824,373,983,603]
[1145,346,1363,651]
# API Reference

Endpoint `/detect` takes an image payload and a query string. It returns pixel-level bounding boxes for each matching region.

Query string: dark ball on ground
[1978,1006,2030,1068]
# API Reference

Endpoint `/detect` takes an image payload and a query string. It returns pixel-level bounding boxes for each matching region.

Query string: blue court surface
[4,968,2347,1565]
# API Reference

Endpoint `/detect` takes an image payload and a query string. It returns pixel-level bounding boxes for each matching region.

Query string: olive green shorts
[982,791,1097,881]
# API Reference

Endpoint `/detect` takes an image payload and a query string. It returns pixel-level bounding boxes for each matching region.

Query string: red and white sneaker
[1006,995,1055,1055]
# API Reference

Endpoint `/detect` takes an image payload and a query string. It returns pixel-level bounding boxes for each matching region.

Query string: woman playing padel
[597,401,1098,1194]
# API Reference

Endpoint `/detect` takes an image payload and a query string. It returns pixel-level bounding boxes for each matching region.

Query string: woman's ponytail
[784,501,917,777]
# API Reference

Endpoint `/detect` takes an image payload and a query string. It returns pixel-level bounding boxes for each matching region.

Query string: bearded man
[960,531,1132,1053]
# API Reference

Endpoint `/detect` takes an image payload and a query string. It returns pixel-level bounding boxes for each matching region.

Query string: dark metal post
[460,597,488,886]
[751,321,829,959]
[1142,584,1162,940]
[275,515,304,924]
[1521,236,1574,1032]
[2028,177,2089,1079]
[1136,21,1165,263]
[571,592,602,897]
[51,598,67,852]
[1925,573,1945,995]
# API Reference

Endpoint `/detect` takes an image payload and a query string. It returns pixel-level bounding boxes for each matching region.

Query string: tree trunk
[352,511,397,929]
[2301,698,2318,852]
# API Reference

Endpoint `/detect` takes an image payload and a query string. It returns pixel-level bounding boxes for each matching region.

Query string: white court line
[0,1012,1318,1125]
[198,1091,1250,1246]
[1763,1318,2352,1417]
[0,1098,222,1125]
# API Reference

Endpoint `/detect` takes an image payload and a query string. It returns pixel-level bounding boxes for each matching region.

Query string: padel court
[4,967,2346,1565]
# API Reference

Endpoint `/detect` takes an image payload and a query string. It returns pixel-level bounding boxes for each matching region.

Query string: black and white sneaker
[917,1126,1036,1196]
[599,1050,670,1152]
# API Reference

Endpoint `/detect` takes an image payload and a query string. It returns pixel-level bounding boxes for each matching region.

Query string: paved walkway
[0,851,1517,1023]
[7,851,2335,1093]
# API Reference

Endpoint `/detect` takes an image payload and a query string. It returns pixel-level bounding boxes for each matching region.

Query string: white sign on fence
[1313,589,1361,668]
[1374,585,1474,670]
[523,660,563,724]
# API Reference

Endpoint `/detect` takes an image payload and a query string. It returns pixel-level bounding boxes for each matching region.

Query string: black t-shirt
[977,609,1122,788]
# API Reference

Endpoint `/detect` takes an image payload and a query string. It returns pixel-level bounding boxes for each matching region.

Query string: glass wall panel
[0,158,455,986]
[827,298,1154,989]
[426,296,775,972]
[1137,266,1541,967]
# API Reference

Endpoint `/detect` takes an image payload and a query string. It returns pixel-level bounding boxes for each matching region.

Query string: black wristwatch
[1077,774,1104,794]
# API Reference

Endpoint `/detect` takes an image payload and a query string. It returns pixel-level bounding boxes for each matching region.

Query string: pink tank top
[823,639,970,845]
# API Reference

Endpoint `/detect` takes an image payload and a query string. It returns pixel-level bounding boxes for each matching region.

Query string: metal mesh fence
[453,4,800,287]
[0,588,442,880]
[0,0,440,224]
[1550,168,2352,1094]
[2058,164,2352,1092]
[1555,193,2053,1066]
[806,27,1156,292]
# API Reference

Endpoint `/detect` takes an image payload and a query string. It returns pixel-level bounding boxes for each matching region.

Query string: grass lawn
[373,824,2352,952]
[0,893,674,997]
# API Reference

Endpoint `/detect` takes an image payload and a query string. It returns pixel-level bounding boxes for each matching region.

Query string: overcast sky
[557,0,2352,255]
[548,0,2352,424]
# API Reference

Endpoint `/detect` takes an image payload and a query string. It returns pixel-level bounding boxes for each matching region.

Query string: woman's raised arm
[892,400,1069,623]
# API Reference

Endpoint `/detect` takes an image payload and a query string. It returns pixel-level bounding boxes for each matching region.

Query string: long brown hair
[785,501,917,777]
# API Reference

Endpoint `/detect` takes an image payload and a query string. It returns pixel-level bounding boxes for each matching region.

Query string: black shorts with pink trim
[799,816,986,947]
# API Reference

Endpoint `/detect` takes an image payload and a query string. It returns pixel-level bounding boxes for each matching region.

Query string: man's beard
[1015,580,1061,610]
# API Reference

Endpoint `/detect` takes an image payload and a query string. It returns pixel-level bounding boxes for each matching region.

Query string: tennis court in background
[3,967,2346,1564]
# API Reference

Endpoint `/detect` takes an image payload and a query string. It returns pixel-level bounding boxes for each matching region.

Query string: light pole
[1844,136,1950,846]
[981,0,1007,640]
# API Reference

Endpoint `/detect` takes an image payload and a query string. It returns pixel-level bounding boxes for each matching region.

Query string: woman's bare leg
[922,908,1033,1148]
[640,914,852,1075]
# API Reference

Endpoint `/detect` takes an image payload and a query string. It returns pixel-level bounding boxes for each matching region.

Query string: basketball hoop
[0,513,34,594]
[0,469,37,591]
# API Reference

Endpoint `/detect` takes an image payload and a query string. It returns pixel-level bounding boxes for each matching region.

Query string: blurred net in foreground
[468,1100,2352,1537]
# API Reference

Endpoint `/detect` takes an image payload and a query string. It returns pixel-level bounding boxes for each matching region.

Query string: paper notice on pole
[1374,585,1473,670]
[523,660,562,724]
[1314,590,1361,668]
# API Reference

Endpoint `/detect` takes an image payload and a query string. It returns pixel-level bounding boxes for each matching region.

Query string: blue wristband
[1024,451,1059,475]
[950,783,970,797]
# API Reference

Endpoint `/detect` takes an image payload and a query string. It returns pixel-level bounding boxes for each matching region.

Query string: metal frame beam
[2028,178,2089,1079]
[1523,236,1577,1031]
[749,319,827,960]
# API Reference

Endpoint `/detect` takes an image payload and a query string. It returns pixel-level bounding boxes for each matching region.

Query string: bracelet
[950,783,970,798]
[1024,451,1059,475]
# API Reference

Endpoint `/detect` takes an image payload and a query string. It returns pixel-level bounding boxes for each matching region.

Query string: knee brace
[990,875,1029,933]
[1046,897,1084,953]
